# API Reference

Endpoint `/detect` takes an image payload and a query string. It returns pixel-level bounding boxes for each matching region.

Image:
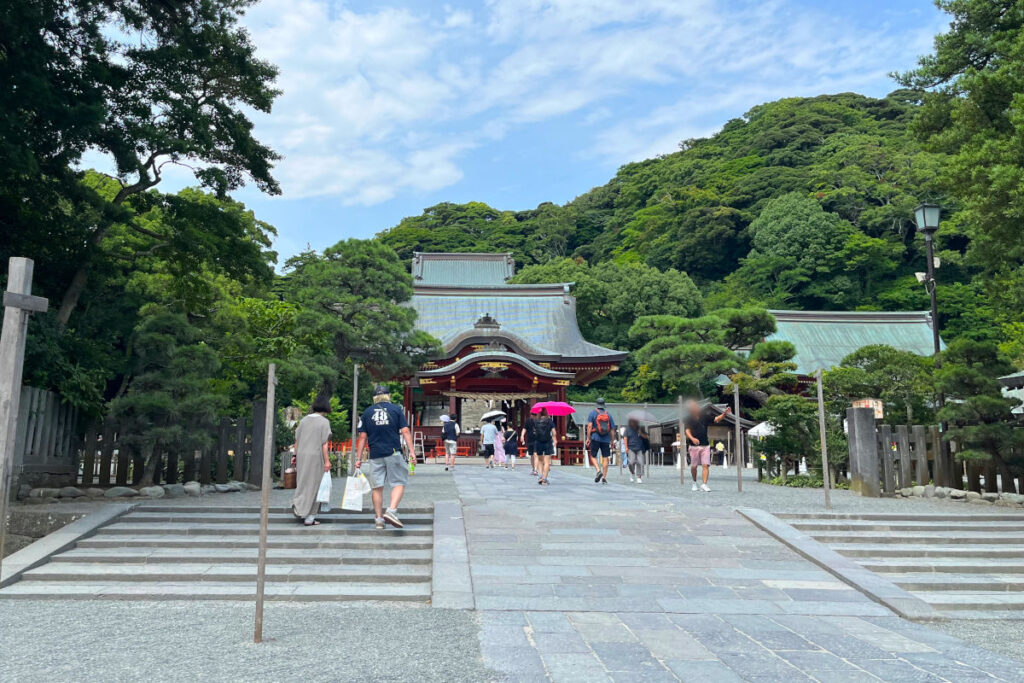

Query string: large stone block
[104,486,139,498]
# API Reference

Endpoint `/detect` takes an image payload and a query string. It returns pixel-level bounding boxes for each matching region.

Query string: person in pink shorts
[685,400,730,492]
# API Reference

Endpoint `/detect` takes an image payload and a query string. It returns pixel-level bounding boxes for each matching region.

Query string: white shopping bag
[316,471,332,506]
[353,471,372,494]
[341,474,364,511]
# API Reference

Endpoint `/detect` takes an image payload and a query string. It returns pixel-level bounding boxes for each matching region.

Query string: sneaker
[594,471,602,483]
[444,466,449,471]
[538,478,545,485]
[692,482,699,491]
[383,509,403,529]
[375,518,385,530]
[700,484,710,492]
[531,470,538,476]
[602,477,608,485]
[636,477,642,484]
[629,475,635,483]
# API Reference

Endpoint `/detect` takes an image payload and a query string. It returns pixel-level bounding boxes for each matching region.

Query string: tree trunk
[136,444,161,488]
[56,264,90,329]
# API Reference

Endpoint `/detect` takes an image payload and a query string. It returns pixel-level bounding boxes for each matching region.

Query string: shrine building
[404,252,627,447]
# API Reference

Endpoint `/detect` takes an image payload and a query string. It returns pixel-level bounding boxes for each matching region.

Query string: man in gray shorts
[354,385,415,529]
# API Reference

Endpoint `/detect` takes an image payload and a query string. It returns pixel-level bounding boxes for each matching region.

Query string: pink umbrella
[530,401,576,416]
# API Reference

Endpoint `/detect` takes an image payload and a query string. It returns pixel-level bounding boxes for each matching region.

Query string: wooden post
[217,418,230,484]
[350,362,359,475]
[254,363,276,644]
[847,407,879,497]
[678,395,685,485]
[930,426,946,488]
[81,424,98,486]
[896,425,912,489]
[879,424,895,495]
[734,382,742,493]
[912,425,929,485]
[816,370,831,510]
[0,257,48,571]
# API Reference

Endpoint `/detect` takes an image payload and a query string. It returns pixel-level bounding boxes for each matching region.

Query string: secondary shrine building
[404,253,626,449]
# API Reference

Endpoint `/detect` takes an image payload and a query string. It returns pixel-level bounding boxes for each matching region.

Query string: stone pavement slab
[457,466,1024,681]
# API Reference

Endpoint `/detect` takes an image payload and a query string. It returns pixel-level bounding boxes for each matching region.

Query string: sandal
[304,520,321,526]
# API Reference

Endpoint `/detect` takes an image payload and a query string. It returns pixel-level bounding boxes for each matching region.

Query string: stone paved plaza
[1,464,1023,681]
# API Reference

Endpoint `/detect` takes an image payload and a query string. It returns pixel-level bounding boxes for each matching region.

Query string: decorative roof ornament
[474,313,500,330]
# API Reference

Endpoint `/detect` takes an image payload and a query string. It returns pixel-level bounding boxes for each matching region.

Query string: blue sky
[181,0,948,262]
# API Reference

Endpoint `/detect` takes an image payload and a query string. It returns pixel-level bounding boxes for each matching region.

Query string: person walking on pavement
[480,417,499,469]
[586,397,617,485]
[291,396,333,526]
[354,385,415,529]
[441,413,460,471]
[523,410,540,476]
[624,418,648,484]
[533,408,556,485]
[502,421,519,470]
[685,400,730,492]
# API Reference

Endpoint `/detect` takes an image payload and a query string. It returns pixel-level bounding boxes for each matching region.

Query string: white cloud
[237,0,942,205]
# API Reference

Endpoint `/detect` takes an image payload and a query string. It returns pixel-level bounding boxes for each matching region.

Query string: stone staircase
[778,512,1024,619]
[0,505,434,602]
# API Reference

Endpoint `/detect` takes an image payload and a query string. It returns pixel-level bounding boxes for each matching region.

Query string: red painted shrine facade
[402,253,626,450]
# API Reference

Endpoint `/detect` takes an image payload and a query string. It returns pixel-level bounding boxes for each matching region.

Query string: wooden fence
[78,400,273,488]
[847,407,1024,496]
[11,386,80,489]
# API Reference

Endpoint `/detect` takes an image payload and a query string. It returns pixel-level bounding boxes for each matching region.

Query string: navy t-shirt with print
[358,401,409,459]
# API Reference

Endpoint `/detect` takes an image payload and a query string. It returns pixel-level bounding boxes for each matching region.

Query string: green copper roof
[411,286,626,362]
[767,310,942,375]
[412,252,515,286]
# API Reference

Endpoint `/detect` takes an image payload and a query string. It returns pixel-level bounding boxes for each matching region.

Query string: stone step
[77,535,433,550]
[791,521,1024,533]
[52,547,432,565]
[777,512,1024,522]
[806,532,1024,545]
[133,505,435,515]
[859,558,1024,574]
[0,581,431,602]
[833,544,1024,559]
[913,591,1024,612]
[884,573,1024,591]
[99,522,432,537]
[121,512,435,525]
[22,563,431,583]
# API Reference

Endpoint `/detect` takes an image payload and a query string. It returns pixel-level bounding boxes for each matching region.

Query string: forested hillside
[380,91,1009,352]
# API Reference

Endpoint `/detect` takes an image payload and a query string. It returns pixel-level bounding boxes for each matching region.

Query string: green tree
[279,240,441,395]
[754,395,819,481]
[936,339,1024,485]
[511,258,702,349]
[628,309,778,399]
[0,0,281,328]
[108,307,226,487]
[836,344,936,424]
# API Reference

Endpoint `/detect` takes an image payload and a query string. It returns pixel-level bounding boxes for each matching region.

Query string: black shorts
[481,444,495,458]
[526,440,538,454]
[535,440,555,456]
[590,441,611,459]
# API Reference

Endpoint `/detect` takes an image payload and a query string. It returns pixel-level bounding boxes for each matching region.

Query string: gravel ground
[0,601,498,683]
[928,620,1024,666]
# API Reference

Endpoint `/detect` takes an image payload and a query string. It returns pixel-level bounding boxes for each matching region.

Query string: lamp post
[914,203,945,411]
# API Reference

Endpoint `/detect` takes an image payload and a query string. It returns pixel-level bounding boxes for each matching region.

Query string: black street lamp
[914,202,944,415]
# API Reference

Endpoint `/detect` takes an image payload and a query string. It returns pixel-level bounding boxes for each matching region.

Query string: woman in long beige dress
[291,397,333,526]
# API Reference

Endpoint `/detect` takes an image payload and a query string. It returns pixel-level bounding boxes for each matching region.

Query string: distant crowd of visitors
[290,389,731,528]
